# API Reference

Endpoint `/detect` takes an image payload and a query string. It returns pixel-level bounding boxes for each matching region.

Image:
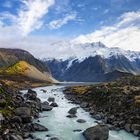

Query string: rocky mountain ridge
[45,42,140,82]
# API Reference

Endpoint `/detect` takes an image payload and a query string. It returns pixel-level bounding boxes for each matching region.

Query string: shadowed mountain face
[46,56,134,82]
[44,41,140,82]
[45,41,140,82]
[0,48,50,73]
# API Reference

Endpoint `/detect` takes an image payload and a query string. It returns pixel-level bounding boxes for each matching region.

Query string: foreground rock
[48,97,55,102]
[0,84,48,139]
[68,107,79,115]
[50,137,60,140]
[77,119,86,123]
[32,123,48,131]
[66,114,77,118]
[83,125,109,140]
[41,102,53,111]
[50,102,58,107]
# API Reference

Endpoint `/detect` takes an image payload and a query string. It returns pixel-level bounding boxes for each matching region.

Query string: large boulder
[66,114,77,118]
[14,107,32,123]
[77,119,86,123]
[28,89,37,94]
[48,97,55,102]
[50,137,60,140]
[32,123,48,131]
[42,101,49,105]
[83,125,109,140]
[14,107,31,116]
[41,103,53,111]
[68,107,79,115]
[50,102,58,107]
[24,89,37,101]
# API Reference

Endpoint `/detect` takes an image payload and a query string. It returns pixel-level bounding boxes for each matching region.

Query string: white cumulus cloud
[48,13,76,29]
[0,0,55,36]
[18,0,55,36]
[73,10,140,51]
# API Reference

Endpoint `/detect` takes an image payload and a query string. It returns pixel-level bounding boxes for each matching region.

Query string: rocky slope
[0,48,50,73]
[64,76,140,137]
[0,48,57,88]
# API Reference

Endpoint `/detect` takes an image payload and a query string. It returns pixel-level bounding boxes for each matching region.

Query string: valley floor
[0,74,53,90]
[0,75,140,140]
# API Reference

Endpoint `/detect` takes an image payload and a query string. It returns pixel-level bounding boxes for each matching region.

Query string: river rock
[124,124,131,132]
[80,102,88,108]
[10,116,22,123]
[14,107,31,116]
[77,119,86,123]
[131,124,140,130]
[50,137,60,140]
[48,97,55,102]
[50,102,58,107]
[28,89,37,94]
[41,104,53,111]
[36,138,43,140]
[42,101,49,105]
[14,107,32,123]
[89,110,95,115]
[93,114,102,120]
[83,125,109,140]
[22,115,33,123]
[73,129,82,132]
[32,123,48,131]
[66,114,77,118]
[68,107,79,115]
[24,89,37,101]
[40,89,47,93]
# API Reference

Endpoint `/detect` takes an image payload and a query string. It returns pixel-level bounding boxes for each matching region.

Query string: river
[22,84,138,140]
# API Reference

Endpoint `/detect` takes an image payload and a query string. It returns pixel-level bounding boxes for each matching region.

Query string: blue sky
[0,0,140,57]
[0,0,140,37]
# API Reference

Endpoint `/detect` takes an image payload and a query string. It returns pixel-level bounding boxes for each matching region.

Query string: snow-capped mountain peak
[44,40,140,62]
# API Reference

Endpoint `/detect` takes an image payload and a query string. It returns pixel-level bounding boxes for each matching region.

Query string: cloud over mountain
[73,11,140,51]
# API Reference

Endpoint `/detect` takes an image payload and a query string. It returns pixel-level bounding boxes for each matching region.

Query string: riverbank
[64,76,140,138]
[21,85,138,140]
[0,82,53,140]
[0,74,56,90]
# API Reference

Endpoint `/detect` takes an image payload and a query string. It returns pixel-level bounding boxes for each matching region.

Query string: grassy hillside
[0,61,58,89]
[0,48,50,73]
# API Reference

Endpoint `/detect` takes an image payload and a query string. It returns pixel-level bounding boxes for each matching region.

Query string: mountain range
[45,42,140,82]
